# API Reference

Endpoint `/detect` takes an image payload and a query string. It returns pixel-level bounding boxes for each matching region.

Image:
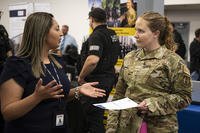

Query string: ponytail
[163,17,176,51]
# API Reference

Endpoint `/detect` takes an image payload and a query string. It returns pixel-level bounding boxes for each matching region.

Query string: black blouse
[0,55,70,133]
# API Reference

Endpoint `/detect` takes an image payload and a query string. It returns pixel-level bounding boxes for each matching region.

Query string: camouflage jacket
[106,46,192,133]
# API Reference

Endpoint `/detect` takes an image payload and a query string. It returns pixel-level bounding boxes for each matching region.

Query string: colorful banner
[88,0,137,64]
[110,27,135,36]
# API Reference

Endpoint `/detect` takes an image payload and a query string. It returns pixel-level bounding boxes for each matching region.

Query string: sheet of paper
[93,97,138,110]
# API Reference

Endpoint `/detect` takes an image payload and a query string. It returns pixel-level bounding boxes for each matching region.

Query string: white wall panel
[165,0,200,5]
[0,0,89,51]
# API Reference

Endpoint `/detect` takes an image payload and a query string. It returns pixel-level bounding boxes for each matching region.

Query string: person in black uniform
[172,24,186,59]
[0,25,12,73]
[190,28,200,80]
[0,12,106,133]
[78,8,120,133]
[0,24,12,133]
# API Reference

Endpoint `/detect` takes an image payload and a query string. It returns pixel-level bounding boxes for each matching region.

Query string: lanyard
[43,61,65,110]
[43,61,61,85]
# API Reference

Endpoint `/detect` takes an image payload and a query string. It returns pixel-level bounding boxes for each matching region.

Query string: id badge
[53,109,65,128]
[56,114,64,126]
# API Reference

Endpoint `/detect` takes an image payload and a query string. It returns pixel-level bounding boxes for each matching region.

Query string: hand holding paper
[93,97,138,110]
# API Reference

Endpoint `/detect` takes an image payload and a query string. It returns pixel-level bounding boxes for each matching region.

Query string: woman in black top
[0,24,12,133]
[0,12,105,133]
[0,24,12,73]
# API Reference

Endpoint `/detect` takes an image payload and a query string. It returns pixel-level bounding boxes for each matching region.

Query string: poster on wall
[89,0,137,29]
[8,3,33,54]
[9,3,33,38]
[9,2,51,54]
[88,0,137,65]
[9,2,51,39]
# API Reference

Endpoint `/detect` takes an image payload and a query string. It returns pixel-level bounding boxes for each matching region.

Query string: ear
[91,17,95,23]
[153,30,160,38]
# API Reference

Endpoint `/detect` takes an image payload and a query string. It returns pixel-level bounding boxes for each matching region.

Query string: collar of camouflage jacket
[136,45,167,60]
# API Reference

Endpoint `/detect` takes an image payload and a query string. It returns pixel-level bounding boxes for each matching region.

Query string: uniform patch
[89,45,100,51]
[111,35,119,42]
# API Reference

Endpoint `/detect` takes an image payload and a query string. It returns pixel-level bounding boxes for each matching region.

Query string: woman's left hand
[79,82,106,98]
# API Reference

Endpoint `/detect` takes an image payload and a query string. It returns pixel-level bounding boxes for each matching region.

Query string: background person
[78,8,120,133]
[106,11,192,133]
[190,28,200,80]
[0,24,13,133]
[0,12,105,133]
[172,23,186,59]
[59,25,78,55]
[120,0,136,27]
[0,25,12,73]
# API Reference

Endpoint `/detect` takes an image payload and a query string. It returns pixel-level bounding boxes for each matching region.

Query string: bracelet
[74,87,80,100]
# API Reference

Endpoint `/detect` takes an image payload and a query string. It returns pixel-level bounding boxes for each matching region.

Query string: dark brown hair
[195,28,200,38]
[89,8,106,23]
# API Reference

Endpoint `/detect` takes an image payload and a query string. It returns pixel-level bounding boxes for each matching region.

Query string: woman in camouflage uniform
[106,11,192,133]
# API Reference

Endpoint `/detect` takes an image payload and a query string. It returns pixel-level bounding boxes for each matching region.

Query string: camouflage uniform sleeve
[145,61,192,116]
[106,66,127,133]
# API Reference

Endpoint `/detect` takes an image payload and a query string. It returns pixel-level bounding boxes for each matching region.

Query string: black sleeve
[174,31,184,45]
[88,32,103,57]
[174,31,186,58]
[5,40,12,53]
[0,56,30,89]
[176,43,186,59]
[190,42,200,58]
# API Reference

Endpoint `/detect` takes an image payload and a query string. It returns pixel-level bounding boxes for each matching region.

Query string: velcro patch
[89,45,100,51]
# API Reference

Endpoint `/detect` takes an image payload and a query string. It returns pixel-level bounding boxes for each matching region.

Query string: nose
[59,30,63,36]
[134,32,138,39]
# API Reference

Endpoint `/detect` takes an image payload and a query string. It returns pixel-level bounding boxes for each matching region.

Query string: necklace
[43,61,61,85]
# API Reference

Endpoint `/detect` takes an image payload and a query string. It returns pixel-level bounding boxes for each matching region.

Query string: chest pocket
[123,59,163,84]
[138,60,163,83]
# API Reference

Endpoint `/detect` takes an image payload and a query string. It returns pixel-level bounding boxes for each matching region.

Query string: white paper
[93,97,138,110]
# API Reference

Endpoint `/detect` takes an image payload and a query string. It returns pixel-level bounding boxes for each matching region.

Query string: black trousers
[0,65,5,133]
[81,75,115,133]
[0,113,4,133]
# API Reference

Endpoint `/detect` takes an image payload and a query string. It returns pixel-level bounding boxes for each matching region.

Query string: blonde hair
[17,12,62,78]
[140,11,176,51]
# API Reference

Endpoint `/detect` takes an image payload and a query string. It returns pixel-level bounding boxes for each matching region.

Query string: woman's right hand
[33,79,64,101]
[79,82,106,98]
